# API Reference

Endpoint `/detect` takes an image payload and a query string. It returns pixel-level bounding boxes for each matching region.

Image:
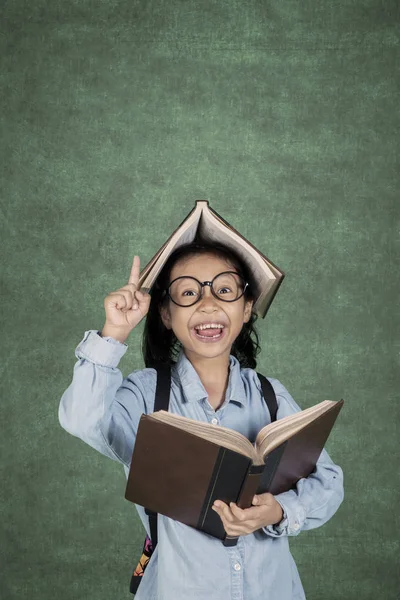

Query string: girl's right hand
[102,256,151,342]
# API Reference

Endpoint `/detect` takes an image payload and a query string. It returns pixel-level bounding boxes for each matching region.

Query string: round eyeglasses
[162,271,248,307]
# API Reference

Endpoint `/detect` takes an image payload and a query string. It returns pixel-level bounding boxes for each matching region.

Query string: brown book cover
[125,400,344,542]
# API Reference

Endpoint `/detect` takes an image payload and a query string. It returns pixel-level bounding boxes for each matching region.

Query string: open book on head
[125,398,344,544]
[137,200,285,318]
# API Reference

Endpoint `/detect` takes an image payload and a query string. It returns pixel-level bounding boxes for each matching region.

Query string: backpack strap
[153,363,172,412]
[256,373,278,422]
[144,363,172,546]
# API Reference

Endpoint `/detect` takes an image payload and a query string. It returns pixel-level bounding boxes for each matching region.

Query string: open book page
[150,410,259,463]
[200,201,283,281]
[197,207,279,316]
[199,207,276,284]
[255,400,337,459]
[139,245,167,286]
[140,205,201,291]
[205,208,276,273]
[149,401,339,466]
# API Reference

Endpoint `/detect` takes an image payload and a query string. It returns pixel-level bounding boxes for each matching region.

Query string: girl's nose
[199,285,219,305]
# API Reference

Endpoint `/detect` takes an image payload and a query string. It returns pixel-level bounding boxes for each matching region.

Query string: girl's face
[160,253,253,363]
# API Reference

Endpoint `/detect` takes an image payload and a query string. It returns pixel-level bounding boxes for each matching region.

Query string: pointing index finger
[128,255,140,286]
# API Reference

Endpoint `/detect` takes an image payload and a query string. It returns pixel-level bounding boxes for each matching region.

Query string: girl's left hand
[212,492,283,537]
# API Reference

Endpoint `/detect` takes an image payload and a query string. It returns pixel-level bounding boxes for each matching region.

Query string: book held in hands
[125,398,344,543]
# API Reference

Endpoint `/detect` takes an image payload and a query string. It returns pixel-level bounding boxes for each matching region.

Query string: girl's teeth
[198,332,221,338]
[195,329,223,339]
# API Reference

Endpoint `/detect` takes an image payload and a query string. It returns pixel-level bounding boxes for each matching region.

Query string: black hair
[141,239,261,369]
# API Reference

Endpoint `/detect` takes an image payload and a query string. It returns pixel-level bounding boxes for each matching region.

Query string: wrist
[273,500,284,525]
[100,325,130,344]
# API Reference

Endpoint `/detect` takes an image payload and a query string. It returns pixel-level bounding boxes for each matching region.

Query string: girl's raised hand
[102,256,151,343]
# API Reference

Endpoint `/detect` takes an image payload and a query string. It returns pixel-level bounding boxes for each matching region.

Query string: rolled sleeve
[75,329,128,367]
[265,495,306,537]
[58,330,153,468]
[262,379,344,538]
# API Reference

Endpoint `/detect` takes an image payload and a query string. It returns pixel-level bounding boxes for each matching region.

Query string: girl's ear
[243,299,254,323]
[160,304,172,330]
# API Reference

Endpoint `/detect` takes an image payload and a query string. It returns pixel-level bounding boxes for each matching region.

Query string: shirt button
[293,522,300,531]
[211,418,218,425]
[233,563,241,571]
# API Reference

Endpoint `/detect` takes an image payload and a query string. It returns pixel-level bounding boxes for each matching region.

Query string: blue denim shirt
[58,330,344,600]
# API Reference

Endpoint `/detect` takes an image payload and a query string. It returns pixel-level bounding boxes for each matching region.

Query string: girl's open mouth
[191,327,226,343]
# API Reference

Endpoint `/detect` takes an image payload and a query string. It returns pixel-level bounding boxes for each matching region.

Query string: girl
[59,240,344,600]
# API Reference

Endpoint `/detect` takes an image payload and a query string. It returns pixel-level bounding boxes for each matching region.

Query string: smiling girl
[59,240,344,600]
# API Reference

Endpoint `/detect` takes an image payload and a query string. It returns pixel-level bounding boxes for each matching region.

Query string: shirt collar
[172,348,248,406]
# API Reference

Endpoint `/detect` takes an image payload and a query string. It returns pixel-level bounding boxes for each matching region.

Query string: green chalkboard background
[1,1,398,598]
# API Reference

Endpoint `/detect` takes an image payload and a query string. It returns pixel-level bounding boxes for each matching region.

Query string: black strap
[256,372,278,423]
[153,362,172,412]
[144,363,172,547]
[152,365,277,418]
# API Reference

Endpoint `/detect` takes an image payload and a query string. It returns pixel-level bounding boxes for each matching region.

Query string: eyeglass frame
[161,270,249,307]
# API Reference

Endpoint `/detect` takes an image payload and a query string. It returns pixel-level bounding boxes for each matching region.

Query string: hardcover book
[125,399,344,543]
[138,200,285,318]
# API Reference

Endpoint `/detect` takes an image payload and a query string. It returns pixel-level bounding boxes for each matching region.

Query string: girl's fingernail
[133,304,138,309]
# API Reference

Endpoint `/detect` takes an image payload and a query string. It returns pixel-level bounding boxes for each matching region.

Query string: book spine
[235,443,288,509]
[197,448,252,540]
[221,464,265,548]
[236,464,265,509]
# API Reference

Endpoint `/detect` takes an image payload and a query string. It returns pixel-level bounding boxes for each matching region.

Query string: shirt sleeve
[58,329,156,468]
[261,378,344,538]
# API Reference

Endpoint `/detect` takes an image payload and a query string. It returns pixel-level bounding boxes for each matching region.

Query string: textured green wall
[1,1,398,598]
